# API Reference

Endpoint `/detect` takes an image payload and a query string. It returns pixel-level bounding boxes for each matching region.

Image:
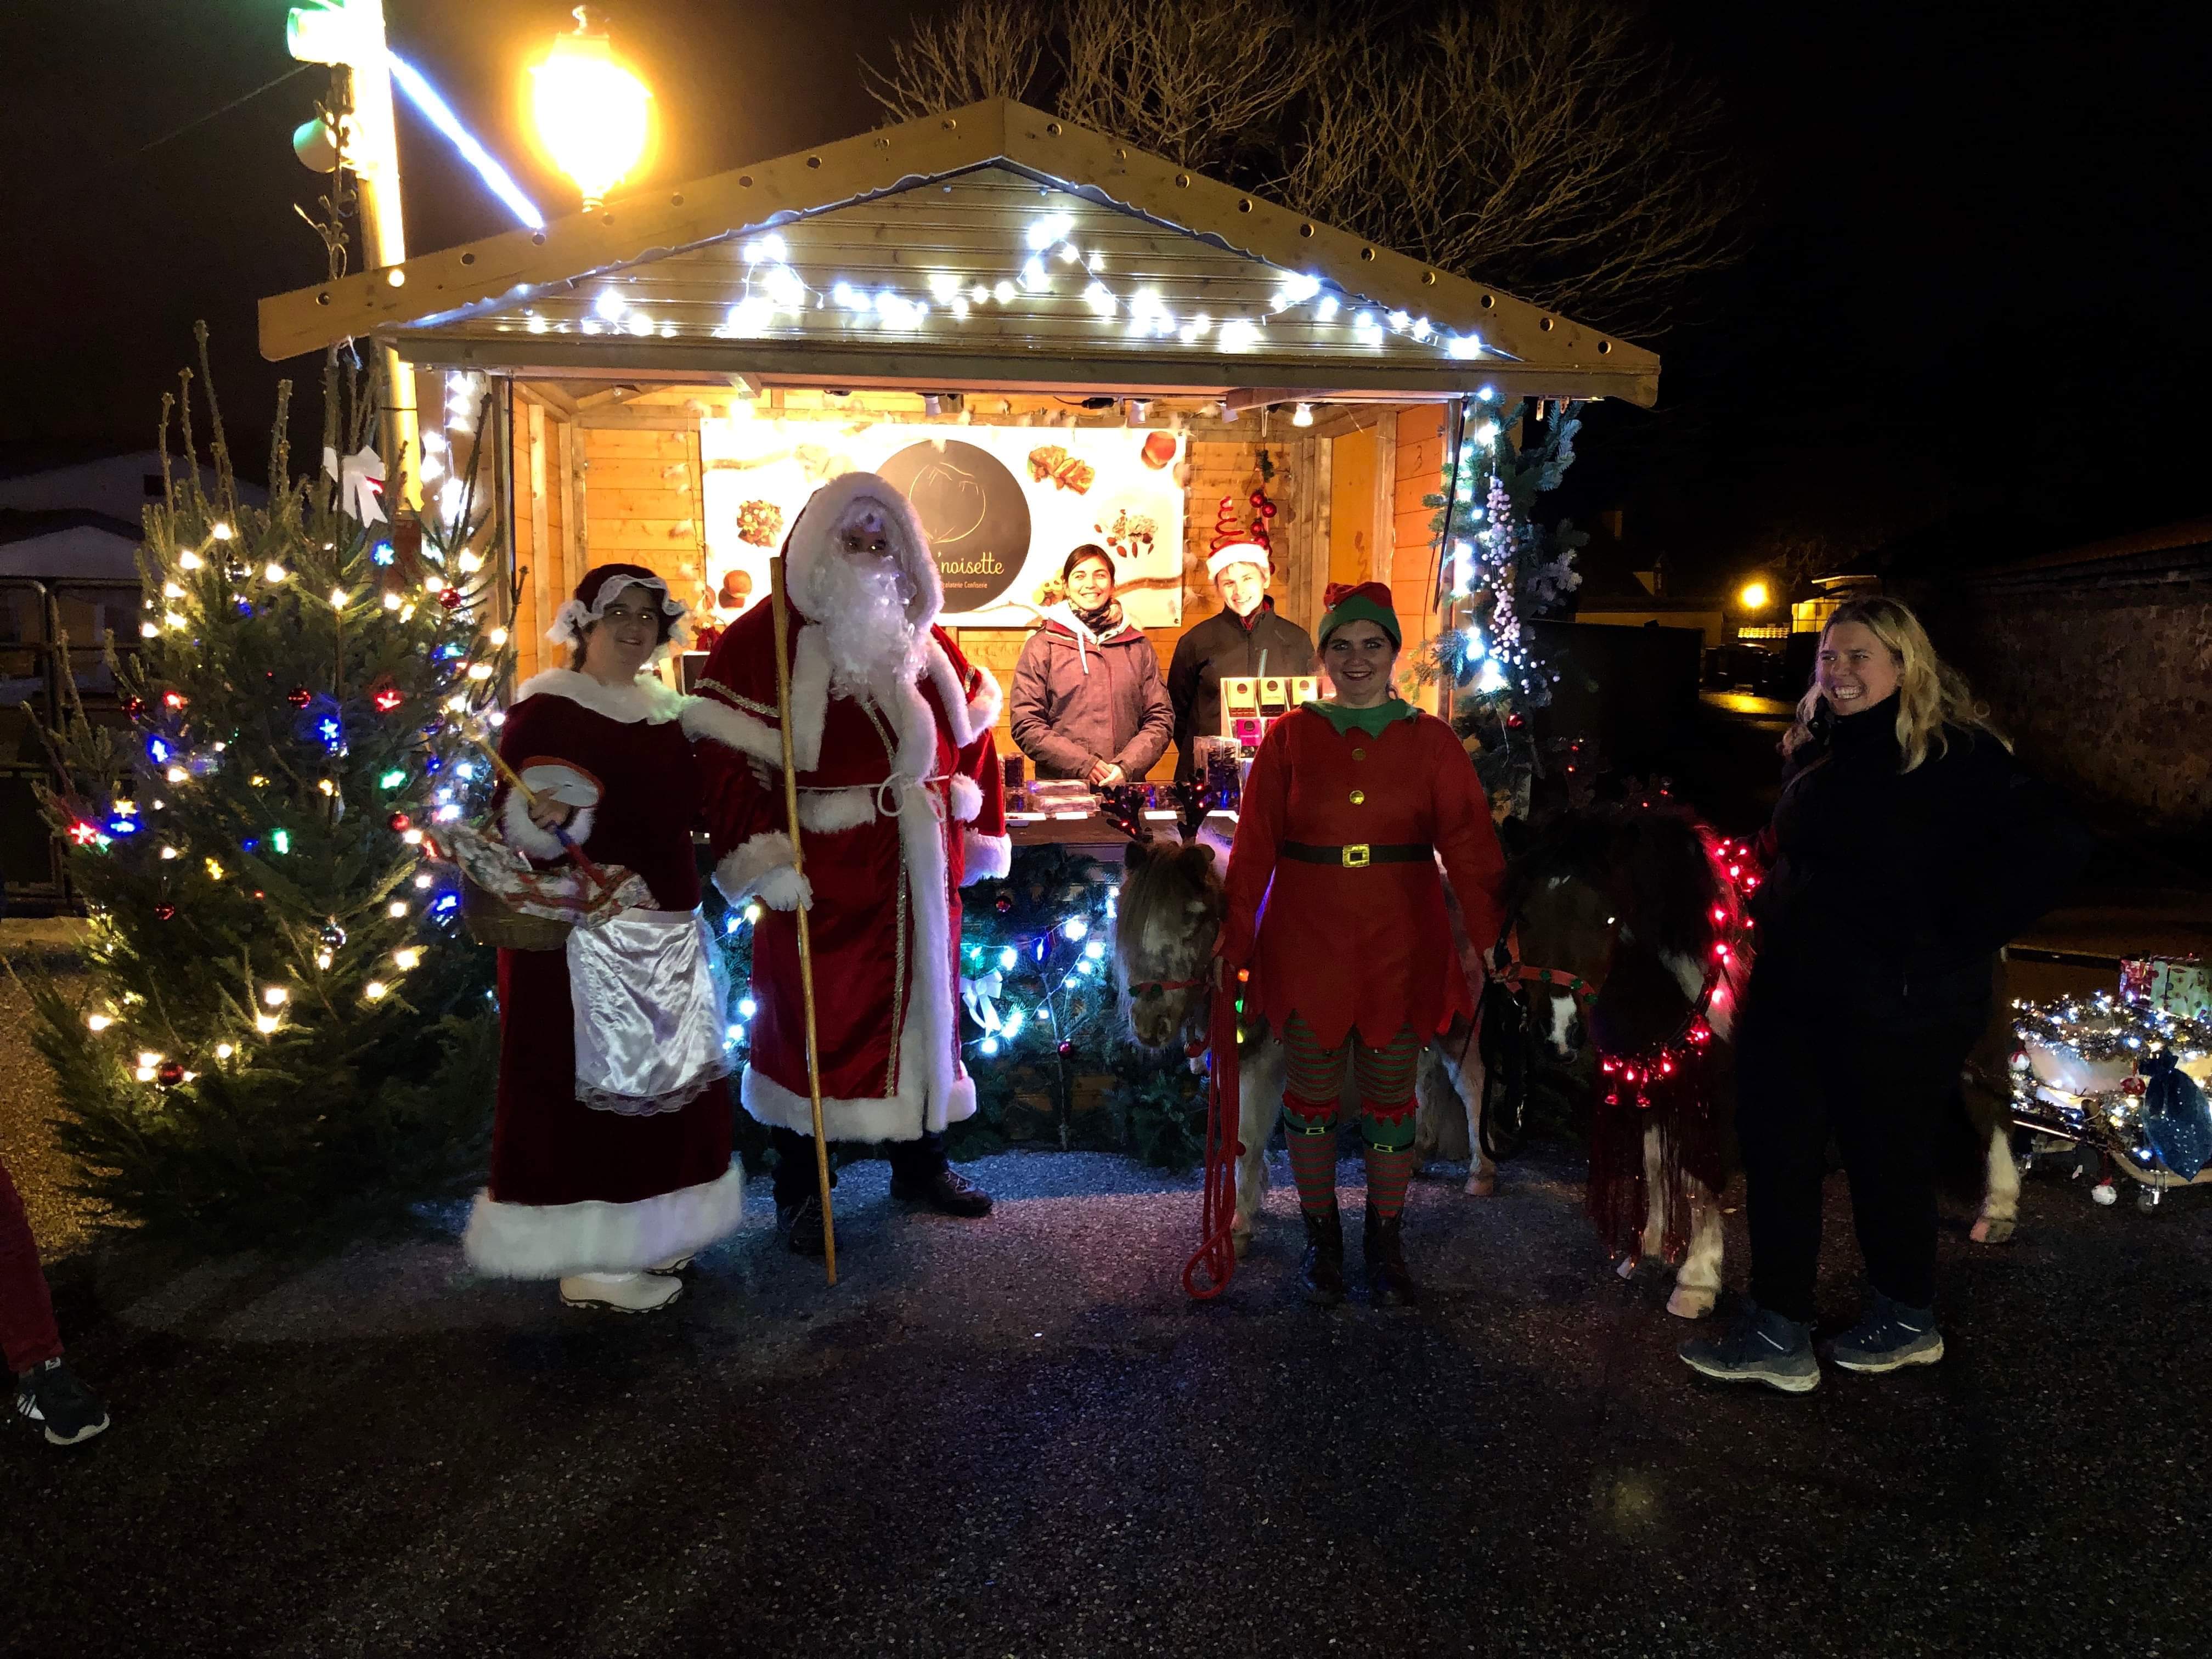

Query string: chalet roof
[259,99,1657,407]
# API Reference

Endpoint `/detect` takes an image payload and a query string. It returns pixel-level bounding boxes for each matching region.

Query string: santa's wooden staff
[769,552,839,1283]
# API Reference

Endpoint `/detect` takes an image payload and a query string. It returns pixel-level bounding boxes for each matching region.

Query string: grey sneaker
[1830,1292,1944,1373]
[1679,1301,1820,1394]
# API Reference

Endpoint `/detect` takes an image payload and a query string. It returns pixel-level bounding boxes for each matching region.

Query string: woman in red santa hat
[1215,581,1506,1307]
[462,564,746,1312]
[683,473,1011,1255]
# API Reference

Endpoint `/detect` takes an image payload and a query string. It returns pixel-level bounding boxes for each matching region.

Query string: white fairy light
[1448,334,1486,360]
[969,283,990,304]
[1314,294,1341,323]
[1217,318,1262,352]
[215,1042,234,1059]
[255,1013,280,1035]
[389,900,409,918]
[1024,213,1074,251]
[178,549,202,571]
[1019,255,1049,292]
[383,592,402,611]
[593,290,628,321]
[1082,281,1116,317]
[264,562,287,583]
[927,272,962,302]
[263,986,288,1008]
[163,580,184,599]
[86,1013,113,1031]
[993,279,1015,304]
[365,981,389,1001]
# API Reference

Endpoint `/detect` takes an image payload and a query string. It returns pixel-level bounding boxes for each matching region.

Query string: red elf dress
[1219,700,1507,1047]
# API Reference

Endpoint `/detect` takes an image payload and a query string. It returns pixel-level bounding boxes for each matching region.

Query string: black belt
[1280,840,1432,868]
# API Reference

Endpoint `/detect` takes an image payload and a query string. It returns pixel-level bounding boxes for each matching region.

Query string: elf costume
[1217,582,1506,1304]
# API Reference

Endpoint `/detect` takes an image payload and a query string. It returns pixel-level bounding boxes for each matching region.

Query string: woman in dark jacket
[1681,596,2089,1394]
[1010,545,1174,785]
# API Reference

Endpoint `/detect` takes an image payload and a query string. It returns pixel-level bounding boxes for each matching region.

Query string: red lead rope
[1180,981,1244,1301]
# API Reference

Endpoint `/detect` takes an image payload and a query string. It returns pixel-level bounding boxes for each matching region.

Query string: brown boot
[1300,1208,1346,1305]
[1365,1206,1418,1307]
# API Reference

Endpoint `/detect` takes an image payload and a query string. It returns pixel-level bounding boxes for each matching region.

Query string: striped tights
[1278,1015,1421,1220]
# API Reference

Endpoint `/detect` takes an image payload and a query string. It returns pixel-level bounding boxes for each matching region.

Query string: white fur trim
[679,625,828,772]
[462,1163,744,1279]
[500,786,596,861]
[785,472,944,631]
[962,830,1011,883]
[924,638,1001,748]
[741,705,968,1141]
[798,787,878,833]
[1206,541,1272,582]
[947,774,983,824]
[513,668,686,726]
[713,832,796,905]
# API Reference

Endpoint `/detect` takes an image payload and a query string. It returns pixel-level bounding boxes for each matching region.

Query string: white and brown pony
[1111,833,1486,1263]
[1437,803,2024,1319]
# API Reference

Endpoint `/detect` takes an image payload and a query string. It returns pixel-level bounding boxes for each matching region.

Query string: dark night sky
[3,1,2204,585]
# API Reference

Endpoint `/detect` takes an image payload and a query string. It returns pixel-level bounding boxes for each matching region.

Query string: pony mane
[1114,835,1222,968]
[1507,803,1732,964]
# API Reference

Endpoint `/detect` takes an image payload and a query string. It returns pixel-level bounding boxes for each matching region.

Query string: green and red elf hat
[1317,580,1401,649]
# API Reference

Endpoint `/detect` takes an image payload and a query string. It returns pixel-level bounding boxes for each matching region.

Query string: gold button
[1350,789,1365,805]
[1351,748,1366,760]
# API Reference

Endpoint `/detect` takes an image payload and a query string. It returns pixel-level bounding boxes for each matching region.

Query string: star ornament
[323,443,387,526]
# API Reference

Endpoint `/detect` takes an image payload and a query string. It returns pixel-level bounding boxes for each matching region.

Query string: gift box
[2119,955,2210,1022]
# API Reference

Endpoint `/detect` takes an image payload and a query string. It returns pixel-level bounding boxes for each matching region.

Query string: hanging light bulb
[1291,403,1314,427]
[530,7,653,212]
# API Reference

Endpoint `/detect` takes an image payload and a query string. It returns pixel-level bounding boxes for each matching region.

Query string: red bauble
[437,586,464,612]
[287,687,312,709]
[388,811,412,832]
[155,1061,185,1087]
[1058,1040,1074,1056]
[994,896,1012,913]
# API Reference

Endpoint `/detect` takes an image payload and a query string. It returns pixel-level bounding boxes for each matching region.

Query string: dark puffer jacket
[1165,600,1316,781]
[1008,606,1175,781]
[1751,694,2092,1021]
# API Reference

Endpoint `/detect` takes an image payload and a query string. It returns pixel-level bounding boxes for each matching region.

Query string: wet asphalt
[13,1143,2210,1657]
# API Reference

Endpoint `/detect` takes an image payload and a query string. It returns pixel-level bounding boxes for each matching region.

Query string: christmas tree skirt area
[12,1135,2212,1655]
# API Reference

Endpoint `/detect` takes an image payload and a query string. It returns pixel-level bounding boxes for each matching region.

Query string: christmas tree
[19,335,512,1240]
[1417,396,1589,814]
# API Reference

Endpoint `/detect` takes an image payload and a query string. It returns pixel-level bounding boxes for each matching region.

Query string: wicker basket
[461,873,573,952]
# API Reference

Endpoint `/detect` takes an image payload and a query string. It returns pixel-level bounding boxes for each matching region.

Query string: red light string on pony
[1594,835,1759,1109]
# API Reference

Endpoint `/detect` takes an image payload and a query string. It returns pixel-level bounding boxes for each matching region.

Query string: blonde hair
[1784,595,2008,772]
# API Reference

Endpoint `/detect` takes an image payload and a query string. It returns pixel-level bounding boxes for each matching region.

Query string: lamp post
[530,7,653,212]
[287,0,420,507]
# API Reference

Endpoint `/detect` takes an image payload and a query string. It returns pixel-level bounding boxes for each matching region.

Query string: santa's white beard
[810,554,926,696]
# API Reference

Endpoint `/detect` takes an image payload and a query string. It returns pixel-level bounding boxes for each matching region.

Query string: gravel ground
[9,1139,2211,1657]
[0,924,100,1254]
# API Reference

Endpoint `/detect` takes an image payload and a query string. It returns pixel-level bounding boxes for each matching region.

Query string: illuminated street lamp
[1737,580,1770,611]
[531,8,652,212]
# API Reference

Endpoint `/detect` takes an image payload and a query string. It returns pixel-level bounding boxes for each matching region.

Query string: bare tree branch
[861,0,1049,123]
[860,0,1747,337]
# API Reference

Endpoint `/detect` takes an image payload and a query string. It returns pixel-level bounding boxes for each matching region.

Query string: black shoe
[15,1358,109,1446]
[1299,1209,1346,1305]
[1364,1207,1419,1308]
[889,1164,994,1217]
[776,1194,827,1256]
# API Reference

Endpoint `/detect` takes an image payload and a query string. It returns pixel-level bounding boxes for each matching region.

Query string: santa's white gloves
[754,865,813,912]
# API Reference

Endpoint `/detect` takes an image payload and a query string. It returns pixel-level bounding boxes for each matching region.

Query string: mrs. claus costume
[682,473,1010,1240]
[462,565,744,1306]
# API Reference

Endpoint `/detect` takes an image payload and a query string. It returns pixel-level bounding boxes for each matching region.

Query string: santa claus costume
[684,473,1011,1251]
[461,565,745,1311]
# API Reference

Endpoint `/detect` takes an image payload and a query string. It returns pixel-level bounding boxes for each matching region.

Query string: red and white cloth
[685,472,1010,1145]
[461,665,744,1279]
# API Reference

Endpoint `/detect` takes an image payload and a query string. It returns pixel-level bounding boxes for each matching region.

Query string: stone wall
[1912,544,2212,839]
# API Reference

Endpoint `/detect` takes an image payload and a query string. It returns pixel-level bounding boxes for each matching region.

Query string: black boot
[1300,1209,1346,1305]
[1365,1206,1418,1307]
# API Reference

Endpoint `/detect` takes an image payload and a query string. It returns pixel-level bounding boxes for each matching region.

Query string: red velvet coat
[462,669,743,1280]
[684,606,1009,1144]
[1220,706,1506,1049]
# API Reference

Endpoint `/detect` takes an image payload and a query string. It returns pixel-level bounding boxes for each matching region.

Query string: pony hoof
[1970,1216,2016,1245]
[1614,1255,1640,1282]
[1464,1172,1497,1198]
[1666,1284,1717,1319]
[1231,1224,1252,1260]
